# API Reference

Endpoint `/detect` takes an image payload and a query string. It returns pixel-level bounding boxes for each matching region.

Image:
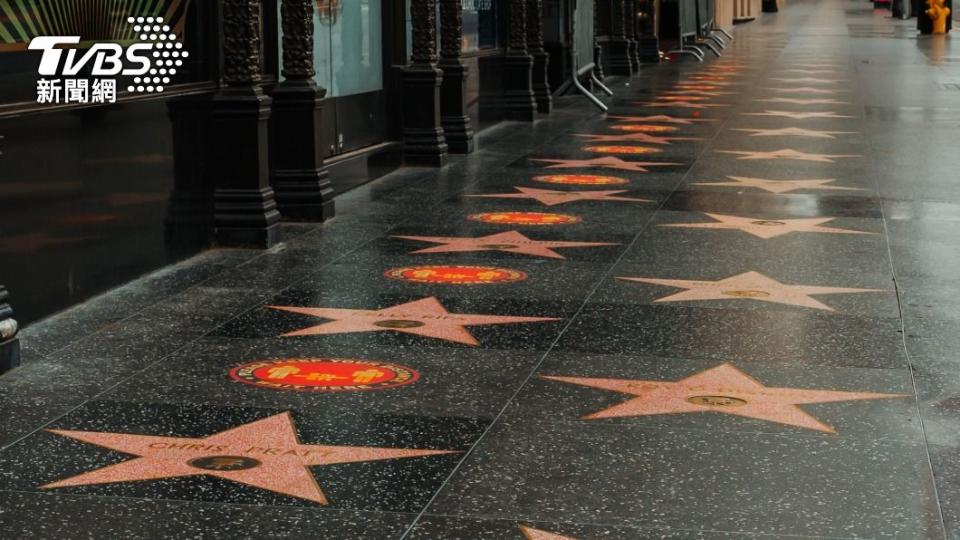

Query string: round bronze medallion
[374,319,426,329]
[721,290,772,298]
[686,395,748,407]
[188,456,262,471]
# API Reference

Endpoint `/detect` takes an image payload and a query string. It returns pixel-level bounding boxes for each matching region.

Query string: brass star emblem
[692,176,865,193]
[730,127,856,138]
[392,230,619,260]
[660,213,873,239]
[531,156,681,172]
[466,186,651,206]
[542,364,906,433]
[617,271,884,311]
[743,110,853,120]
[715,149,861,162]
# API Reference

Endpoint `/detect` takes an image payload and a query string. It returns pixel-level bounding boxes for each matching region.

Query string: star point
[617,270,884,311]
[758,97,850,105]
[520,524,578,540]
[692,176,865,194]
[531,156,681,173]
[766,87,843,94]
[41,412,458,505]
[608,114,711,124]
[730,127,856,138]
[770,77,844,84]
[393,230,618,260]
[661,212,873,239]
[466,186,651,206]
[743,110,853,120]
[543,364,907,433]
[269,296,558,346]
[637,100,727,109]
[573,132,700,144]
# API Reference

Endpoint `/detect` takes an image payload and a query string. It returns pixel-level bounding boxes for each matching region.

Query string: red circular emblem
[533,174,629,185]
[230,359,419,392]
[582,145,662,155]
[385,265,527,285]
[468,211,582,225]
[609,124,679,133]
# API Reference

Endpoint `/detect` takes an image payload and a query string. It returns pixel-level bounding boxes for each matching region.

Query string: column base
[604,39,634,76]
[531,51,553,114]
[215,187,281,248]
[0,337,19,375]
[503,53,536,122]
[271,81,336,222]
[440,61,476,154]
[403,65,449,167]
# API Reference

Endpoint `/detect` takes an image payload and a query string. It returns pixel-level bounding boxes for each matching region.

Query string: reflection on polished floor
[5,1,960,538]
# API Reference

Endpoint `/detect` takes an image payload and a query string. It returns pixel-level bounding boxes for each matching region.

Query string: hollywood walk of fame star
[730,127,856,139]
[574,132,700,144]
[767,87,842,94]
[653,95,710,102]
[663,89,734,96]
[269,297,558,346]
[467,186,651,206]
[617,270,884,311]
[41,412,457,504]
[758,98,850,105]
[542,364,906,433]
[393,230,619,260]
[715,148,861,163]
[770,77,844,84]
[660,213,873,239]
[637,100,727,109]
[743,110,853,120]
[778,68,838,74]
[520,524,577,540]
[692,176,865,194]
[608,114,710,124]
[531,156,682,173]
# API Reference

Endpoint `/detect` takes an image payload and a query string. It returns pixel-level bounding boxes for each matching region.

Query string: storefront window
[0,0,214,108]
[462,0,498,52]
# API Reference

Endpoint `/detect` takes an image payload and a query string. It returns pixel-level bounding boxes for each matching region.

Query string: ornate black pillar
[503,0,536,121]
[638,0,660,63]
[213,0,280,248]
[0,286,20,375]
[271,0,335,221]
[594,1,605,79]
[626,0,641,72]
[527,0,552,114]
[403,0,448,166]
[607,0,633,76]
[439,0,475,154]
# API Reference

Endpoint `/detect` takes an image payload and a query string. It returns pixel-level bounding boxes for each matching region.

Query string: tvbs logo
[29,16,189,105]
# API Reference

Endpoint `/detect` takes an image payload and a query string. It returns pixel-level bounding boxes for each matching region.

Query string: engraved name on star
[573,132,700,144]
[715,148,861,163]
[542,364,906,433]
[269,297,559,346]
[692,176,865,194]
[758,98,850,105]
[41,412,457,505]
[393,230,618,260]
[660,213,873,239]
[616,270,884,311]
[743,110,853,120]
[730,127,856,139]
[530,156,681,172]
[467,187,651,206]
[608,114,711,124]
[520,524,578,540]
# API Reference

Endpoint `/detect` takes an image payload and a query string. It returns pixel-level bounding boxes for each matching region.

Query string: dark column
[271,0,335,221]
[626,0,641,72]
[439,0,475,154]
[0,286,20,375]
[607,0,633,76]
[503,0,536,122]
[213,0,280,248]
[594,1,605,79]
[403,0,448,166]
[527,0,552,114]
[638,0,660,63]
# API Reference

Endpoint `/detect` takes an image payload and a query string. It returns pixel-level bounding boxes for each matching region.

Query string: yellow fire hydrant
[926,0,951,34]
